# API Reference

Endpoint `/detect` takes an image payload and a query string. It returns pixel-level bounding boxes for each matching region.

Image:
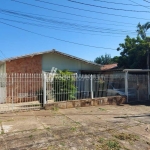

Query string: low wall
[45,96,127,110]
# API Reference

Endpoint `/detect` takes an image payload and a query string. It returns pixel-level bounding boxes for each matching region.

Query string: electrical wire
[0,10,136,34]
[35,0,148,15]
[68,0,150,13]
[0,21,118,50]
[93,0,148,7]
[11,0,150,21]
[128,0,150,10]
[143,0,150,4]
[0,8,137,27]
[0,17,136,36]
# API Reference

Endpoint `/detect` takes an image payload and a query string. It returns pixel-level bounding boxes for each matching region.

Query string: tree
[94,54,113,65]
[117,36,148,69]
[137,22,150,69]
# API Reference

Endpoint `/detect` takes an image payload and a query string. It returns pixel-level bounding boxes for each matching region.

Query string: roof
[1,49,101,67]
[101,63,118,71]
[123,69,150,72]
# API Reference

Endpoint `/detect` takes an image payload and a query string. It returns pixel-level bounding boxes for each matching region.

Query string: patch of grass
[47,145,55,150]
[106,140,120,150]
[46,127,51,130]
[114,132,139,142]
[99,108,106,111]
[52,106,59,111]
[97,138,121,150]
[29,135,33,139]
[1,130,4,134]
[98,137,105,143]
[60,142,65,146]
[70,126,77,132]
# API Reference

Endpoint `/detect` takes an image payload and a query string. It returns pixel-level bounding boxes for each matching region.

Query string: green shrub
[54,70,77,101]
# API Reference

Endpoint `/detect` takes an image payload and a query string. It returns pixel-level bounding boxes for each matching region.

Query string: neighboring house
[101,63,118,71]
[0,49,101,74]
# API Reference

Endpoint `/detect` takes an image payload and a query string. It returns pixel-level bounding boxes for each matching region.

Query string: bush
[53,70,77,101]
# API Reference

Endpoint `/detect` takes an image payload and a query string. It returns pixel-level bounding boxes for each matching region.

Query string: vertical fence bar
[90,74,93,99]
[125,71,128,103]
[43,73,46,107]
[148,71,150,101]
[11,73,14,111]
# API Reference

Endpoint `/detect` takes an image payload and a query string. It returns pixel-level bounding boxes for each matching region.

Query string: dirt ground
[0,104,150,150]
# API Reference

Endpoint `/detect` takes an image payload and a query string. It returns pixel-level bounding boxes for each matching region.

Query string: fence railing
[46,74,125,103]
[0,73,148,112]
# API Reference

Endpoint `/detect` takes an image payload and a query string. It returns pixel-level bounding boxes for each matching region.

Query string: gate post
[90,74,93,99]
[43,73,47,106]
[125,71,128,103]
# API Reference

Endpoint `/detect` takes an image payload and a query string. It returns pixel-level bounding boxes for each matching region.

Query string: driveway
[0,104,150,150]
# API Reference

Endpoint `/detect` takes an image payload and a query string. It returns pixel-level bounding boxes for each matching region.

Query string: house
[0,50,101,103]
[0,49,101,74]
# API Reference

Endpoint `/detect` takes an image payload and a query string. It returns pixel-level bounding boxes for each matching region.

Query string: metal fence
[0,73,43,113]
[127,74,148,102]
[46,74,125,102]
[0,73,149,113]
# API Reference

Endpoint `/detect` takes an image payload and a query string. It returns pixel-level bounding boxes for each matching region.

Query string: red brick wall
[5,55,42,103]
[6,55,42,73]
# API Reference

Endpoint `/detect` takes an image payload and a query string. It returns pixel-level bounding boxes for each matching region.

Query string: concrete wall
[45,96,127,110]
[42,53,100,73]
[6,55,42,73]
[0,63,6,73]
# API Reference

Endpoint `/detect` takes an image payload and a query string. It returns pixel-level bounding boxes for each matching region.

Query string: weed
[98,137,104,143]
[75,122,80,125]
[60,142,65,146]
[52,106,59,111]
[29,135,33,139]
[46,127,50,130]
[114,132,139,142]
[70,126,77,132]
[106,140,120,150]
[99,108,106,111]
[97,138,121,150]
[1,130,4,134]
[47,145,55,150]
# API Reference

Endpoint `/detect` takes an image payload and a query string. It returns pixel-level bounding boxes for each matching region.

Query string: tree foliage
[116,36,149,69]
[137,22,150,41]
[94,54,113,65]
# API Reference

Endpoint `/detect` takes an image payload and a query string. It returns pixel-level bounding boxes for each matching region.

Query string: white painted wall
[42,53,100,73]
[0,63,6,73]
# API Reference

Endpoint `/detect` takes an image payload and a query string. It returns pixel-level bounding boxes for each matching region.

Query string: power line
[0,8,137,27]
[35,0,148,15]
[0,52,7,59]
[68,0,150,13]
[0,17,136,36]
[0,21,118,50]
[11,0,150,21]
[93,0,148,7]
[0,19,126,37]
[0,9,136,34]
[128,0,150,10]
[143,0,150,4]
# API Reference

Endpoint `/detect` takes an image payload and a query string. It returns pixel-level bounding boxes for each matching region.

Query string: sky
[1,0,150,62]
